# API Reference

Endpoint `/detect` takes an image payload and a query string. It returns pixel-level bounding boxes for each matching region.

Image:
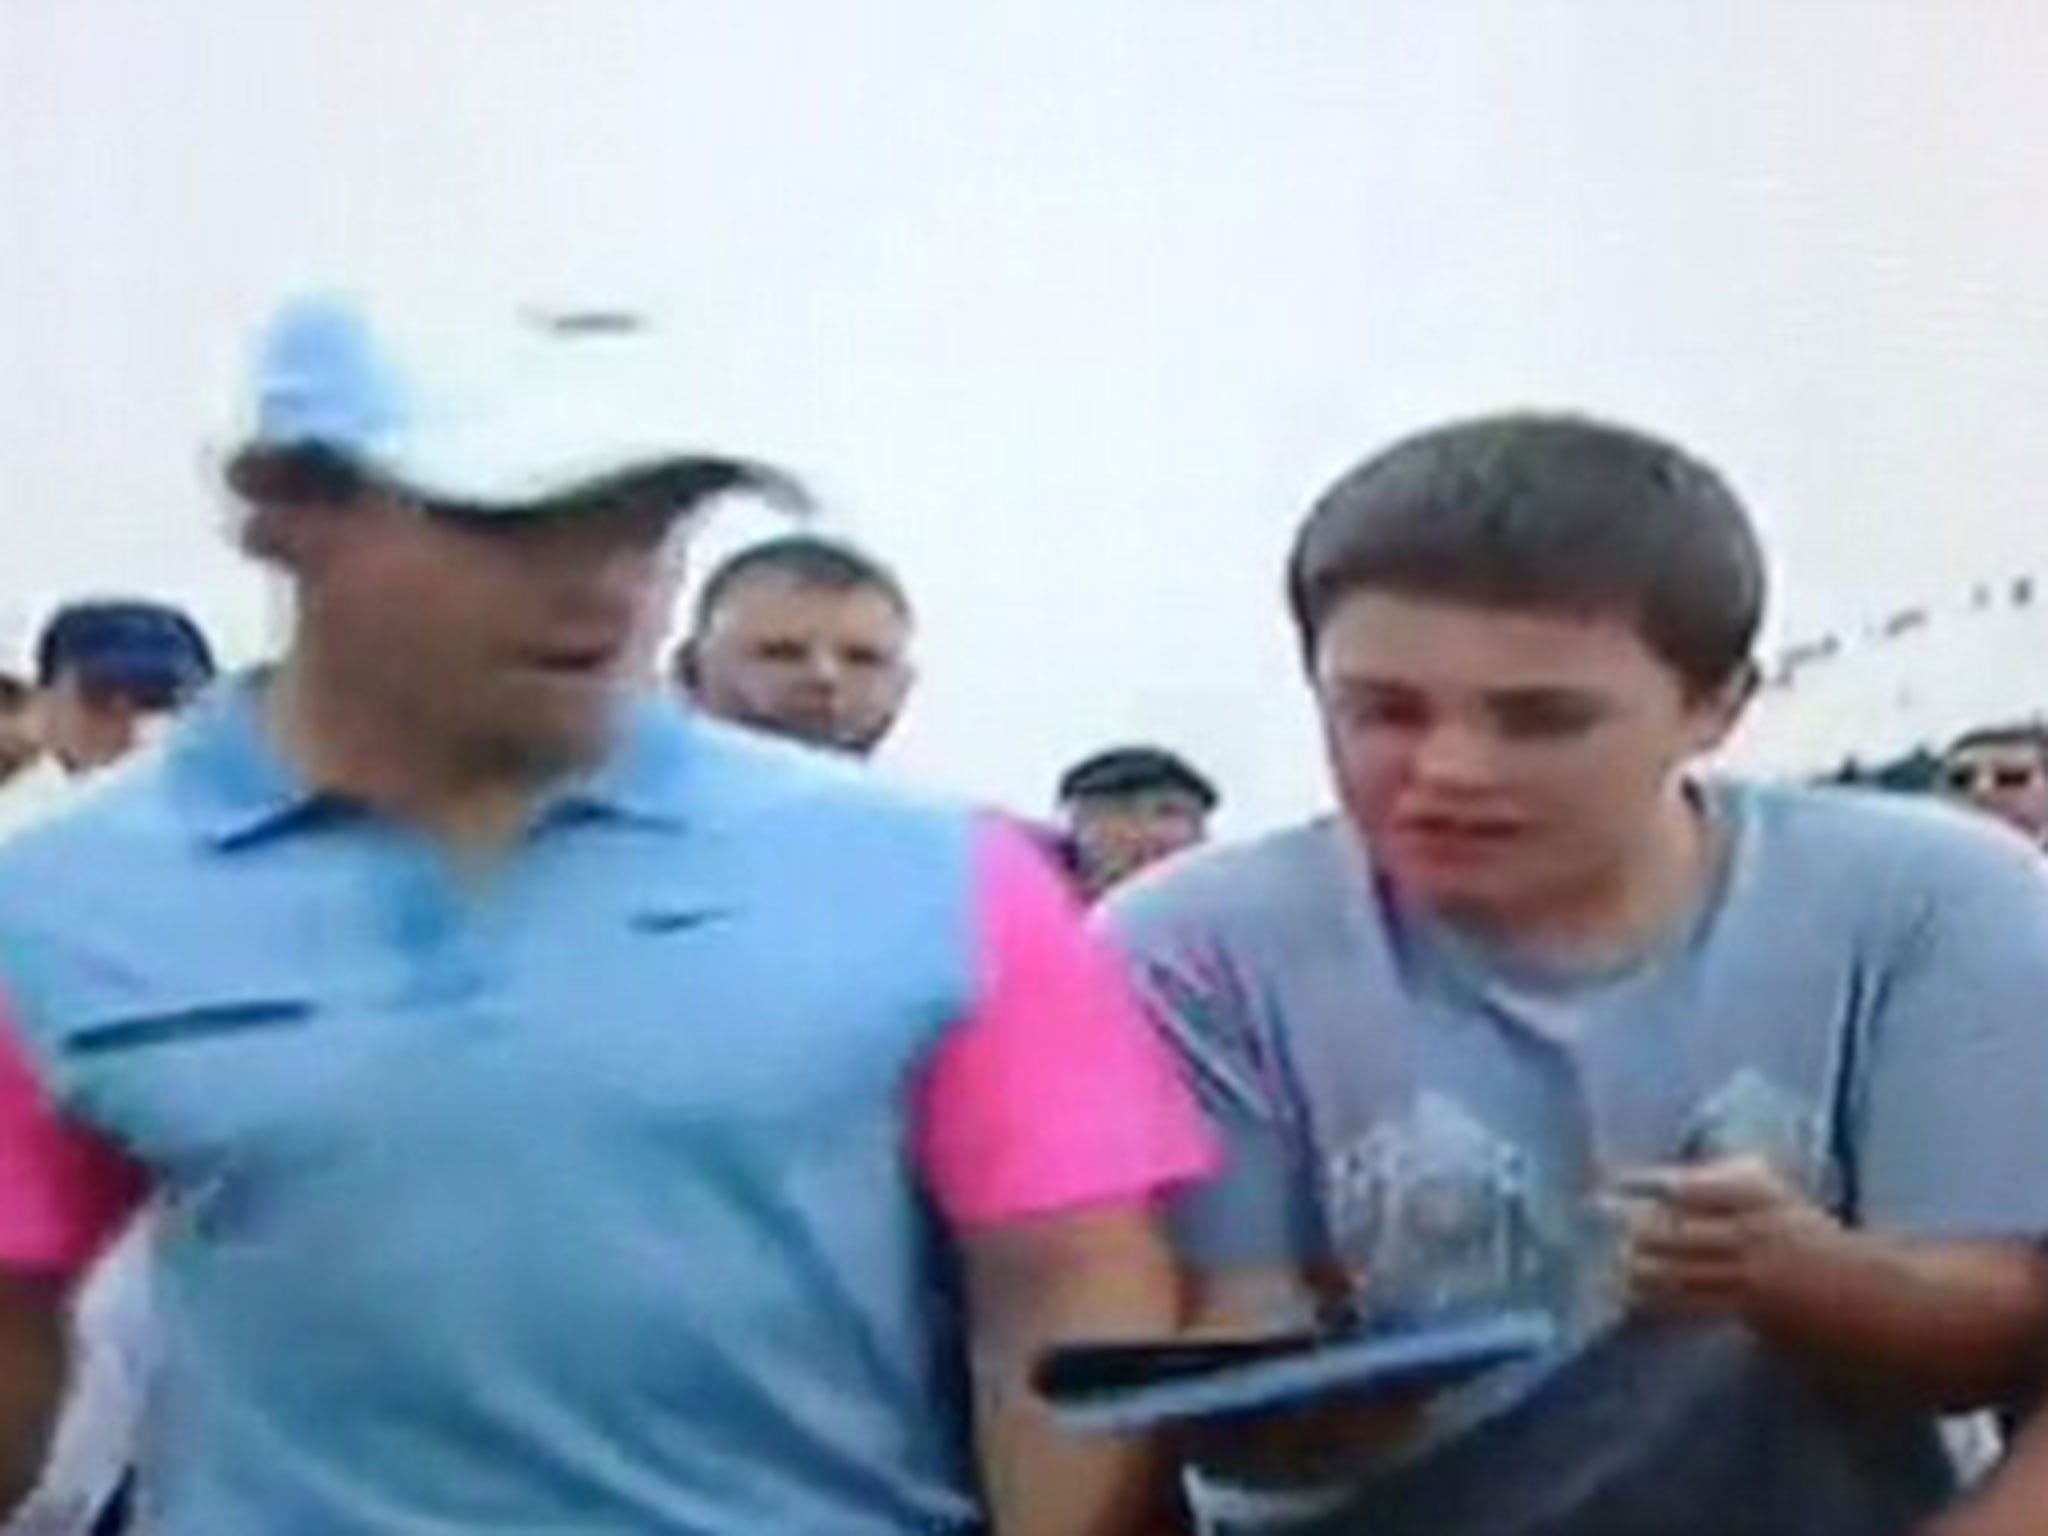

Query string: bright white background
[6,1,2048,827]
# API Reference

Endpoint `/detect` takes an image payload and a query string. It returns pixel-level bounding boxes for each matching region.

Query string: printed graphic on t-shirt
[1321,1093,1566,1324]
[1680,1067,1837,1207]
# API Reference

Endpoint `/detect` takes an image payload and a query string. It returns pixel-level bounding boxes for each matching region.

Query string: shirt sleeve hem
[937,1143,1219,1229]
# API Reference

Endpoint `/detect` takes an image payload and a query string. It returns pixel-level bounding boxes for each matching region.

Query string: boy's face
[0,692,39,781]
[1311,592,1746,928]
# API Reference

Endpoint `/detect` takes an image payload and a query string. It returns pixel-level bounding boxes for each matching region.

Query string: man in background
[1941,723,2048,845]
[2,600,212,1535]
[674,534,916,756]
[0,600,216,843]
[1058,745,1218,899]
[0,680,37,791]
[33,601,215,775]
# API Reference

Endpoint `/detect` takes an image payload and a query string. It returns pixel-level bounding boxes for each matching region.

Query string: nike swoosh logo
[631,908,735,934]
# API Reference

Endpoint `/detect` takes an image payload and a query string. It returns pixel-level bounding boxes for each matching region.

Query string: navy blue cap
[1057,746,1218,810]
[35,600,216,699]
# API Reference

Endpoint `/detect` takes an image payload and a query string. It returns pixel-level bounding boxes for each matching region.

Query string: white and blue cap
[225,294,808,516]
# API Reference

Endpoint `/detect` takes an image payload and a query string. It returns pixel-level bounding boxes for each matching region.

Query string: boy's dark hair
[691,535,912,634]
[1286,413,1768,694]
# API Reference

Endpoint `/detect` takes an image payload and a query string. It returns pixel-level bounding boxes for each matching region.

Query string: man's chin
[834,724,892,758]
[469,705,624,786]
[776,713,881,757]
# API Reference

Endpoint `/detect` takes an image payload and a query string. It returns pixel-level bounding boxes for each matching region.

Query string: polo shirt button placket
[388,852,502,1018]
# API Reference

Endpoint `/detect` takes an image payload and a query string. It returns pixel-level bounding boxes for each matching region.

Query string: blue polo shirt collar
[171,675,699,848]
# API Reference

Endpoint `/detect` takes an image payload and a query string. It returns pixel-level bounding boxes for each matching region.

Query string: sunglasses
[1946,764,2044,792]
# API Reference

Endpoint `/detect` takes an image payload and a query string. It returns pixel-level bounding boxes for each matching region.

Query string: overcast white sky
[6,1,2048,827]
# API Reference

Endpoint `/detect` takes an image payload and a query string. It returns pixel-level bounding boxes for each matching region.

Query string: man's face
[305,489,686,780]
[0,695,39,782]
[1311,592,1745,928]
[40,672,190,774]
[687,573,914,756]
[1943,741,2048,839]
[1069,789,1212,894]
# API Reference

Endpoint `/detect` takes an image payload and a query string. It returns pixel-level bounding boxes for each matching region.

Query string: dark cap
[36,600,216,702]
[1057,746,1218,810]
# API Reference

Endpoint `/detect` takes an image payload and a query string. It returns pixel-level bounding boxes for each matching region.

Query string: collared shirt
[1106,783,2048,1536]
[0,678,1213,1536]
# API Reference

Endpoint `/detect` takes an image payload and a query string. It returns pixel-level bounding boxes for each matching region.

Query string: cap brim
[416,455,811,521]
[227,430,811,519]
[366,405,812,517]
[1061,767,1219,809]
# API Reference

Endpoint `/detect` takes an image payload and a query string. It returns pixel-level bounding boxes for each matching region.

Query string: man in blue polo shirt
[0,297,1213,1536]
[1106,415,2048,1536]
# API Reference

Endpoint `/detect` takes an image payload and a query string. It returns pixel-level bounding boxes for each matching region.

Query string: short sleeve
[913,822,1217,1227]
[1100,901,1325,1274]
[0,994,142,1277]
[1855,825,2048,1239]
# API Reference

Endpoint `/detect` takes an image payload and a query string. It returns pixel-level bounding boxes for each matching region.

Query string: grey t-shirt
[1103,782,2048,1536]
